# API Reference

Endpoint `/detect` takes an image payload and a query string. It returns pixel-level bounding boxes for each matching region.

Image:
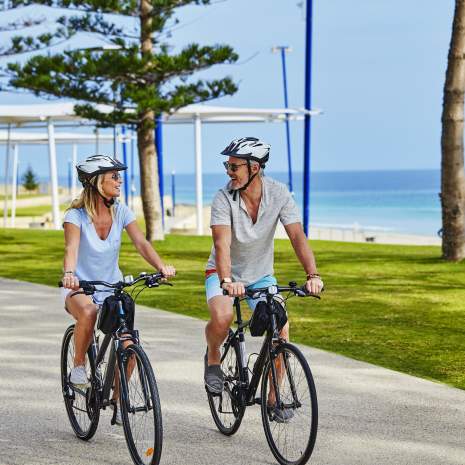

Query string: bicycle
[59,272,171,465]
[206,281,320,465]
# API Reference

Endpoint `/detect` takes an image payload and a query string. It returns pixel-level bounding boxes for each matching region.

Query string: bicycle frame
[224,294,289,408]
[89,299,144,414]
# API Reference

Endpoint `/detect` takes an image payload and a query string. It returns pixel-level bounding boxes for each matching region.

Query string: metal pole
[155,115,165,230]
[10,144,18,227]
[121,125,129,205]
[95,127,100,153]
[130,128,135,210]
[194,114,203,235]
[273,46,293,193]
[303,0,313,237]
[3,123,11,227]
[71,144,77,200]
[47,118,60,229]
[67,159,72,195]
[171,170,176,217]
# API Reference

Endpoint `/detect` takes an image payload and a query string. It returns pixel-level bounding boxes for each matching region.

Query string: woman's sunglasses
[223,161,248,172]
[110,173,122,181]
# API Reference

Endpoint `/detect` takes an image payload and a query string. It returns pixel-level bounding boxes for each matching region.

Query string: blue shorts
[205,273,277,311]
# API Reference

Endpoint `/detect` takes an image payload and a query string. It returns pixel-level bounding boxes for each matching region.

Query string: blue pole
[303,0,313,237]
[171,170,176,217]
[155,115,164,230]
[121,125,129,205]
[280,47,293,194]
[130,128,135,208]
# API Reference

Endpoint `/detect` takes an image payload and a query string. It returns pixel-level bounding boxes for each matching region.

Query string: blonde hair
[68,174,115,221]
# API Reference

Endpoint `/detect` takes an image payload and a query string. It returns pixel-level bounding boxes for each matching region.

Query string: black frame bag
[249,299,287,337]
[97,293,135,334]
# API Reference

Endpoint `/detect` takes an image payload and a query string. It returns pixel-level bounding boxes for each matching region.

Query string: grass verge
[1,229,464,389]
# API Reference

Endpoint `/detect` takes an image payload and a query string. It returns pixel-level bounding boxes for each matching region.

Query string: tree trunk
[441,0,465,261]
[138,0,163,241]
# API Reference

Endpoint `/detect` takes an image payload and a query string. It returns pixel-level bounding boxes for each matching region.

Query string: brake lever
[160,281,173,286]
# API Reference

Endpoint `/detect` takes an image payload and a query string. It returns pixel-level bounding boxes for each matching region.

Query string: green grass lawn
[1,228,465,389]
[7,204,67,217]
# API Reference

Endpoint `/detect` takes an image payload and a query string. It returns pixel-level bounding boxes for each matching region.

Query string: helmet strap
[228,160,259,201]
[86,178,114,208]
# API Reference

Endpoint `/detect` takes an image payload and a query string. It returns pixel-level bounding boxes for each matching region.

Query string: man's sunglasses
[223,161,248,172]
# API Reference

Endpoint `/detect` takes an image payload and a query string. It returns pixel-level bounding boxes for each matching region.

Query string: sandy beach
[1,193,441,246]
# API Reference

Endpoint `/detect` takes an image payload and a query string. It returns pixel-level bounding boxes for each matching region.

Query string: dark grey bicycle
[59,272,171,465]
[206,281,319,465]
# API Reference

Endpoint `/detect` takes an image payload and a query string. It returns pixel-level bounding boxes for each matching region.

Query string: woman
[61,154,175,424]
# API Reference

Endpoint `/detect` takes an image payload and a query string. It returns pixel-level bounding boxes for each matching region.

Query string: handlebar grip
[58,281,63,288]
[222,289,229,296]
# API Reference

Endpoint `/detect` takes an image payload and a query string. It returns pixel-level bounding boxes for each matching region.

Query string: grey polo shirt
[206,176,301,285]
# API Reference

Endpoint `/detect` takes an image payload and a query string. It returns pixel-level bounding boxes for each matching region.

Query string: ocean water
[55,169,442,236]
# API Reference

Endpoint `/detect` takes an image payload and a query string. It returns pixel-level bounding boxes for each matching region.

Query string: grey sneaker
[204,352,224,394]
[270,405,295,423]
[69,365,89,387]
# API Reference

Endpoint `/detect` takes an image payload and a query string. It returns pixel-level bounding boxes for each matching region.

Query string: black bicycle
[59,272,171,465]
[206,281,319,465]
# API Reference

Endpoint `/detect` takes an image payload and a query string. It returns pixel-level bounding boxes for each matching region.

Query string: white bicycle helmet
[76,155,127,185]
[220,137,270,200]
[76,155,127,207]
[220,137,270,166]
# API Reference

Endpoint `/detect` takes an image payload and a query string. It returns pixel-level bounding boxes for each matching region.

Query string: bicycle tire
[261,343,318,465]
[60,324,100,440]
[206,332,245,436]
[119,344,163,465]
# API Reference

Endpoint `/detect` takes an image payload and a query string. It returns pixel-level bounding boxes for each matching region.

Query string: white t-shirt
[63,202,136,303]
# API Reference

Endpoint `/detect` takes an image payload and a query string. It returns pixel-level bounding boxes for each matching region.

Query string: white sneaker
[69,365,89,387]
[113,402,123,426]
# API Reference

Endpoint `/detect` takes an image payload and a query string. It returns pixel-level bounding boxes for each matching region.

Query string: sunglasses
[223,161,248,172]
[109,173,122,181]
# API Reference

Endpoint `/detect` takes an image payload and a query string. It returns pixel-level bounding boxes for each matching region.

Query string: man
[204,137,324,417]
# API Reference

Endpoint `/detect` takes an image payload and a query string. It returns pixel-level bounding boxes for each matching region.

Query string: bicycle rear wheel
[206,332,245,435]
[60,324,100,440]
[261,343,318,465]
[120,344,163,465]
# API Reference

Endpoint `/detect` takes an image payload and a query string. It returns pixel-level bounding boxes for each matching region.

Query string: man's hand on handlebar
[305,277,324,296]
[222,281,246,298]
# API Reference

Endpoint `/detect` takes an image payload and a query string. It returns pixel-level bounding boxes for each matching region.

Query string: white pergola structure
[0,103,321,233]
[162,105,321,234]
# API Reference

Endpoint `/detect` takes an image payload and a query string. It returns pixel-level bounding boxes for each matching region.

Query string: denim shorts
[205,273,277,311]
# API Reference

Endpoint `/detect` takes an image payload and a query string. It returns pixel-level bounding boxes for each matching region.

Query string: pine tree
[2,1,238,240]
[22,165,39,192]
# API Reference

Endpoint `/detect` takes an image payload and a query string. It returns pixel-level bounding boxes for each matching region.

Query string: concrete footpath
[0,278,464,465]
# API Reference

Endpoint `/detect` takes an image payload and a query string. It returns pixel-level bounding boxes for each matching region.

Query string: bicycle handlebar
[58,271,169,296]
[222,281,323,299]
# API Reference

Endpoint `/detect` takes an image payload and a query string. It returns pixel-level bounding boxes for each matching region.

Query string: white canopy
[1,102,322,233]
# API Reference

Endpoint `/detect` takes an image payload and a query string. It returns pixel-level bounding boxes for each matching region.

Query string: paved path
[0,278,464,465]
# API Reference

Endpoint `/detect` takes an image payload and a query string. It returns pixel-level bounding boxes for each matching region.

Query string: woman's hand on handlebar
[160,264,176,279]
[222,281,246,298]
[62,273,80,290]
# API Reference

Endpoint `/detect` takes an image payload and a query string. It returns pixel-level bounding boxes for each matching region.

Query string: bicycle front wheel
[261,343,318,465]
[120,344,163,465]
[60,324,100,440]
[206,332,245,436]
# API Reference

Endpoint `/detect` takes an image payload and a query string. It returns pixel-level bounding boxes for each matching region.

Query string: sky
[0,0,456,177]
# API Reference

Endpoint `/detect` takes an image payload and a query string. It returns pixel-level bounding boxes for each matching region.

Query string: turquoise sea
[56,169,442,237]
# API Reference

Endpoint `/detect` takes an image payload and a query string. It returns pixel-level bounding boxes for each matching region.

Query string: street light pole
[303,0,313,237]
[272,45,293,194]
